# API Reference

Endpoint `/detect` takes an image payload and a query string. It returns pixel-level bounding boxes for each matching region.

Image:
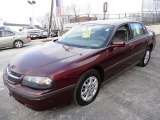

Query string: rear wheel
[138,48,151,67]
[14,40,23,48]
[74,69,101,106]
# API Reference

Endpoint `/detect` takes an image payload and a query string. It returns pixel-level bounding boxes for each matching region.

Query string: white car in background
[40,29,59,39]
[22,29,42,40]
[0,30,31,48]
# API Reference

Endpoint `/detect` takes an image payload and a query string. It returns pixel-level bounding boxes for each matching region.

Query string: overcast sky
[0,0,143,25]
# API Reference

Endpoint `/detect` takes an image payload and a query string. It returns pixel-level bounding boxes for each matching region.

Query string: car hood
[9,42,95,75]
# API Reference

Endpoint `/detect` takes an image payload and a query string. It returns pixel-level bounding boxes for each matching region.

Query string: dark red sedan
[3,20,156,111]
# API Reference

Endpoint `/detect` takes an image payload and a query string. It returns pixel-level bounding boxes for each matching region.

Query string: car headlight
[22,76,54,90]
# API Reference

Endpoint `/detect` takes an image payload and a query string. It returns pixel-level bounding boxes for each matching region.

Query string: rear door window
[9,31,15,36]
[6,31,15,36]
[130,23,146,39]
[2,31,15,37]
[2,31,6,37]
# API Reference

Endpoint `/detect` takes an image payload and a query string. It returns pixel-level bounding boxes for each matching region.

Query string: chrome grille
[7,67,21,77]
[6,67,21,82]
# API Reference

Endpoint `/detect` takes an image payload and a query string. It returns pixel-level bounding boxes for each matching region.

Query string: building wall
[106,0,142,14]
[103,0,160,14]
[142,0,160,11]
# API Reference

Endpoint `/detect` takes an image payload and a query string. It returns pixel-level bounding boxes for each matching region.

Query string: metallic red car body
[3,20,156,111]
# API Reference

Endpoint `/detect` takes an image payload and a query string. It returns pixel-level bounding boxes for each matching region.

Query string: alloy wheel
[144,50,150,65]
[14,41,23,48]
[81,76,98,102]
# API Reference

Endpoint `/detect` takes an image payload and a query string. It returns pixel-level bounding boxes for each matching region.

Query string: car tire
[14,40,23,48]
[138,48,151,67]
[74,69,101,106]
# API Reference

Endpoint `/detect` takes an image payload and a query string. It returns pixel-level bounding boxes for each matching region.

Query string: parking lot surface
[0,36,160,120]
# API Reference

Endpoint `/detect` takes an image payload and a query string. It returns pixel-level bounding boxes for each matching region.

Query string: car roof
[82,19,139,26]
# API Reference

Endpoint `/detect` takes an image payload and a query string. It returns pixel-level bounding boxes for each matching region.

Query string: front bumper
[3,74,75,111]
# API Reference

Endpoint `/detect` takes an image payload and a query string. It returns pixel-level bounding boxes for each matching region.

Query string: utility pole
[48,0,54,37]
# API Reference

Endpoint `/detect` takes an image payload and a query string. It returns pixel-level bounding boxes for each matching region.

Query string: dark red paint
[3,20,156,111]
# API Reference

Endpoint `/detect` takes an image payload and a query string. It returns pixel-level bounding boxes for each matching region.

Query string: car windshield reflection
[58,24,112,48]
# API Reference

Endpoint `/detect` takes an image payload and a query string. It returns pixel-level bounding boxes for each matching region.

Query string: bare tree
[37,16,45,28]
[44,12,50,27]
[37,12,56,29]
[62,6,72,23]
[62,6,71,16]
[70,3,80,19]
[83,4,91,18]
[37,13,50,29]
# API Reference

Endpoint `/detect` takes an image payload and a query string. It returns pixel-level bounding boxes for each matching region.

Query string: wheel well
[149,44,153,51]
[93,66,104,83]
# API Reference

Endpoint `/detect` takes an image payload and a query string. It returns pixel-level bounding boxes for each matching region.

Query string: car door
[0,31,16,47]
[127,22,148,63]
[103,24,134,80]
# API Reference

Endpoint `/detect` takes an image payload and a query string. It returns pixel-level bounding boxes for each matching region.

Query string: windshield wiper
[55,41,73,47]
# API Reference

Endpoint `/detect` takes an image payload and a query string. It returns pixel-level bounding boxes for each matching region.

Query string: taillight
[27,35,31,39]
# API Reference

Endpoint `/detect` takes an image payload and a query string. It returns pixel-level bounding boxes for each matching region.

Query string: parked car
[39,29,59,39]
[3,20,156,111]
[22,29,42,40]
[51,29,59,37]
[39,30,48,39]
[0,30,31,48]
[0,26,10,31]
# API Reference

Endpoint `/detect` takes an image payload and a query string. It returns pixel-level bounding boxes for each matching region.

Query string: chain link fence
[53,12,160,30]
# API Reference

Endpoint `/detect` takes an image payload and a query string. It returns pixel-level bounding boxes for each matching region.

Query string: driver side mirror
[111,41,125,47]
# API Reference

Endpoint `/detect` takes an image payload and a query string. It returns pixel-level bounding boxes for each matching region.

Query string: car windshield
[58,24,112,48]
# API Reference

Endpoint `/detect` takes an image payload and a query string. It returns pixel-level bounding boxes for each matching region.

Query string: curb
[42,37,58,42]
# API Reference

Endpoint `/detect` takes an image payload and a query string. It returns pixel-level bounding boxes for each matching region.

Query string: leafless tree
[37,13,50,29]
[62,6,72,23]
[70,3,80,19]
[62,6,71,16]
[44,12,50,27]
[83,4,91,18]
[37,12,58,29]
[37,16,45,28]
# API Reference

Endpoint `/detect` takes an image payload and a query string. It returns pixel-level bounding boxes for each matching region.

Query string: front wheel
[74,69,101,106]
[138,49,151,67]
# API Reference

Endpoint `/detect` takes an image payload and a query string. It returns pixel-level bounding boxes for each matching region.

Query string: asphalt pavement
[0,36,160,120]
